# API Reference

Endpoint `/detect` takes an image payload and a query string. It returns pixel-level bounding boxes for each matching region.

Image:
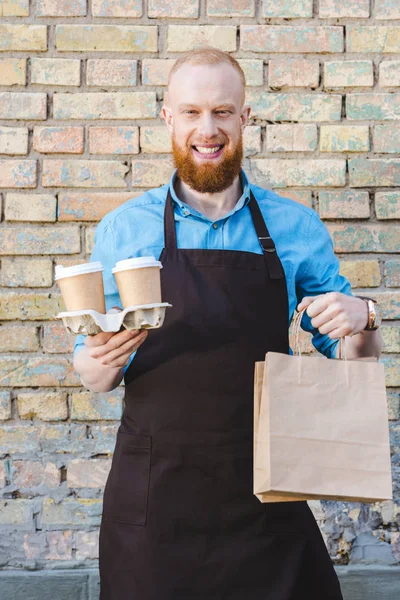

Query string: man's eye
[185,110,198,115]
[216,111,230,116]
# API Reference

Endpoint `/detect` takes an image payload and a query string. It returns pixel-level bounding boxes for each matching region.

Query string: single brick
[0,127,28,155]
[276,189,313,207]
[132,158,174,187]
[241,26,343,53]
[0,293,62,320]
[13,461,58,488]
[382,327,400,353]
[381,357,400,387]
[320,125,370,152]
[168,26,237,52]
[0,0,29,16]
[347,26,400,53]
[18,392,68,421]
[349,159,400,187]
[0,391,11,420]
[0,325,39,351]
[244,126,262,157]
[268,59,319,89]
[0,357,79,386]
[0,226,80,254]
[89,424,119,455]
[75,530,99,560]
[0,500,33,526]
[0,25,47,52]
[140,126,171,153]
[1,257,53,287]
[0,59,26,86]
[266,124,318,152]
[375,191,400,219]
[42,323,74,353]
[46,531,73,560]
[379,61,400,87]
[31,58,81,87]
[142,59,175,86]
[374,125,400,154]
[37,0,87,16]
[327,224,400,253]
[148,0,198,18]
[319,190,370,219]
[207,0,255,17]
[70,389,124,421]
[33,127,84,155]
[5,193,57,222]
[375,0,400,20]
[347,94,400,121]
[0,425,40,454]
[87,59,137,87]
[238,60,264,87]
[67,459,111,488]
[56,25,157,53]
[339,260,381,288]
[92,0,142,17]
[42,498,102,529]
[85,227,96,254]
[42,159,129,188]
[58,192,135,221]
[89,127,139,155]
[0,92,46,120]
[53,92,157,120]
[319,0,370,18]
[385,260,400,287]
[0,461,5,486]
[324,61,373,89]
[250,159,346,188]
[262,0,312,18]
[387,391,399,421]
[246,91,341,122]
[0,160,36,188]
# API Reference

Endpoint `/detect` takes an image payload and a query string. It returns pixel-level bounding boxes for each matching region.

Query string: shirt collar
[169,169,252,221]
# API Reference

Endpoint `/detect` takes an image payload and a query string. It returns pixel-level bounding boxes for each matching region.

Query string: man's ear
[240,105,251,130]
[161,104,173,133]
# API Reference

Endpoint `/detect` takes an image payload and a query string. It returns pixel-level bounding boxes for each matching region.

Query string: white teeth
[195,146,221,154]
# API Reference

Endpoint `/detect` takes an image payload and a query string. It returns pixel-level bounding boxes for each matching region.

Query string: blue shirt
[74,170,352,367]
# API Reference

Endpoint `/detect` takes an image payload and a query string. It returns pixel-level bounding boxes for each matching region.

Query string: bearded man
[74,48,382,600]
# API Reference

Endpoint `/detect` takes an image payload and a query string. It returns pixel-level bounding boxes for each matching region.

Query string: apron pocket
[103,431,151,526]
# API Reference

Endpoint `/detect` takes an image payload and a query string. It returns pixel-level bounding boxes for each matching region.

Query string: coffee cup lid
[55,261,104,280]
[112,256,162,274]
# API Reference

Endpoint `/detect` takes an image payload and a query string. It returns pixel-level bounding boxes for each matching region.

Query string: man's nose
[197,114,218,139]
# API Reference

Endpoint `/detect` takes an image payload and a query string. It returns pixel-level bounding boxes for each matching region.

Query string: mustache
[188,135,229,147]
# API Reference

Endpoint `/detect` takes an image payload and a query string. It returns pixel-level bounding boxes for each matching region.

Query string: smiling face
[162,62,250,194]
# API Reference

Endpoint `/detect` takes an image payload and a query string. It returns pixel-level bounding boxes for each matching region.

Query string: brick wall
[0,0,399,570]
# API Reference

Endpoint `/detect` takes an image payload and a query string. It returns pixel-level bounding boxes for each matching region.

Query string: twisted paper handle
[293,309,347,360]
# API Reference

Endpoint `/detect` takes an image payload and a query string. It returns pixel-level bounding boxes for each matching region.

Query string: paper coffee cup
[112,256,162,308]
[55,262,106,313]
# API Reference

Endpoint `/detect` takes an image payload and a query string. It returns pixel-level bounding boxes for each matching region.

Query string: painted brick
[0,226,80,255]
[241,26,343,53]
[347,94,400,121]
[0,357,79,386]
[142,59,175,86]
[42,160,129,188]
[86,59,137,87]
[42,323,74,354]
[0,160,36,188]
[0,59,26,86]
[382,327,400,353]
[387,391,399,421]
[92,0,142,17]
[1,423,87,456]
[266,124,318,152]
[244,126,262,157]
[58,192,135,221]
[37,0,87,16]
[319,191,370,219]
[246,92,341,122]
[0,425,39,454]
[320,126,370,152]
[276,189,313,207]
[89,127,139,155]
[327,225,400,253]
[56,25,157,53]
[53,92,157,120]
[0,0,29,16]
[42,498,102,529]
[381,357,400,387]
[67,458,111,488]
[0,127,28,155]
[379,61,400,88]
[148,0,199,18]
[0,500,33,526]
[238,60,264,87]
[349,159,400,187]
[319,0,370,18]
[0,93,46,120]
[140,126,171,154]
[85,227,96,254]
[347,27,400,53]
[89,424,119,454]
[0,292,62,320]
[262,0,312,17]
[375,0,400,20]
[70,389,124,421]
[250,159,346,188]
[168,26,237,52]
[75,530,99,560]
[374,125,400,154]
[5,193,57,222]
[31,58,81,87]
[375,191,400,219]
[324,61,373,89]
[0,25,47,52]
[339,260,381,288]
[33,127,84,155]
[0,391,11,420]
[207,0,254,17]
[17,392,68,421]
[46,531,73,560]
[0,326,39,351]
[1,257,53,288]
[132,158,174,187]
[385,260,400,287]
[0,461,5,486]
[268,59,319,89]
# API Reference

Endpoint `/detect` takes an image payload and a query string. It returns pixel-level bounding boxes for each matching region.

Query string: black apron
[99,189,343,600]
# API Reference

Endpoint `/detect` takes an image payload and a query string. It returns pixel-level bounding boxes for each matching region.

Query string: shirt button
[183,210,189,216]
[212,223,218,229]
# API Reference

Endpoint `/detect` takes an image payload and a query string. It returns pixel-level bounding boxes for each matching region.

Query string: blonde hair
[168,47,246,89]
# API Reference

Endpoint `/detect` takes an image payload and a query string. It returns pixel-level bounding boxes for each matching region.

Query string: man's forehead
[168,62,243,105]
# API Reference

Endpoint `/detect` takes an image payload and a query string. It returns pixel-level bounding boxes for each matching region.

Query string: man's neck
[174,175,243,221]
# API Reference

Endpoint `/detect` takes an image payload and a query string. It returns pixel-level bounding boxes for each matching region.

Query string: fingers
[95,330,148,368]
[84,331,116,348]
[88,329,141,359]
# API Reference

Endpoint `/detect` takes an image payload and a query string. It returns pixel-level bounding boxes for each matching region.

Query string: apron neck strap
[164,188,178,249]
